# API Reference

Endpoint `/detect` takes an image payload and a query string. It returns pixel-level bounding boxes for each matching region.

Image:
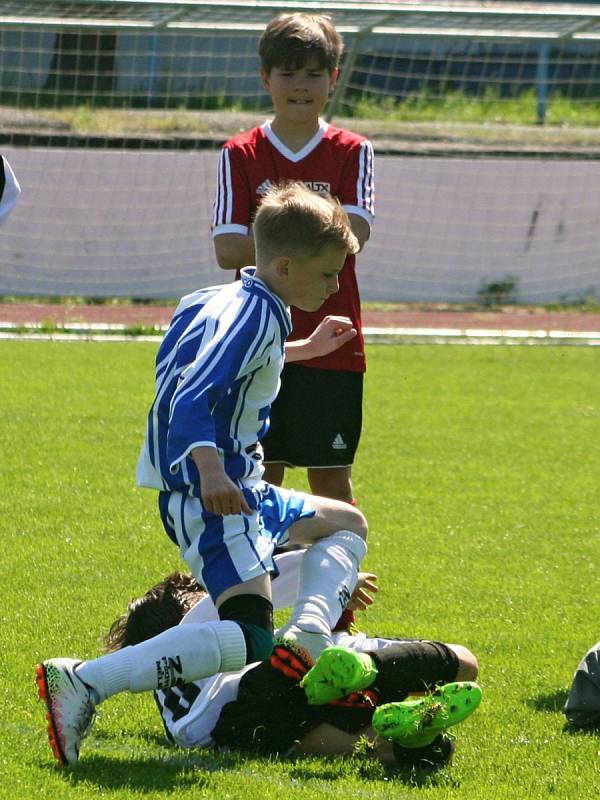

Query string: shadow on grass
[47,748,458,792]
[57,750,243,792]
[562,723,600,737]
[526,688,569,713]
[288,759,454,788]
[527,688,600,737]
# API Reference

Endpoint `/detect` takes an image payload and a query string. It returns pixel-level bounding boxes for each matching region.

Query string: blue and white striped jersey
[136,268,291,495]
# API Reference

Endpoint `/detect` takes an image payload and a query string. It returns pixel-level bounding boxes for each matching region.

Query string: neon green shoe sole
[300,646,378,705]
[372,681,482,748]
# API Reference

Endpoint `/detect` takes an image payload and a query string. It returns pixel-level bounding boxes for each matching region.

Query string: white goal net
[2,1,600,303]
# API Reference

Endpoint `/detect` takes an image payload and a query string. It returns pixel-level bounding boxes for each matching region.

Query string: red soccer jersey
[212,120,375,371]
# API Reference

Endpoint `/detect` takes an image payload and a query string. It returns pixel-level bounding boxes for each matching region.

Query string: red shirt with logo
[212,120,375,372]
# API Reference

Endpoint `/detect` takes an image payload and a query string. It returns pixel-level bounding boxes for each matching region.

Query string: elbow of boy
[214,246,242,270]
[348,214,371,253]
[214,234,253,270]
[356,229,369,253]
[215,254,242,271]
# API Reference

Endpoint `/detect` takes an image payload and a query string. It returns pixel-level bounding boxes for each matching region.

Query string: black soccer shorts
[261,364,363,468]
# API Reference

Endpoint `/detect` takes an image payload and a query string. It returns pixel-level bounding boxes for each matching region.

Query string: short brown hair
[104,572,205,651]
[259,13,343,74]
[253,181,359,263]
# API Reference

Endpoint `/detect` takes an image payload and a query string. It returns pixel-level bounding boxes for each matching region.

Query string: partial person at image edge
[0,155,21,224]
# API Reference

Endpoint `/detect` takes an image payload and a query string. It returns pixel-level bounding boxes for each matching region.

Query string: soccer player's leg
[262,364,363,505]
[212,640,374,758]
[367,640,482,768]
[301,646,378,705]
[275,493,368,661]
[372,681,482,748]
[36,616,250,766]
[165,489,279,664]
[35,492,271,766]
[211,640,318,756]
[303,367,363,505]
[307,466,355,506]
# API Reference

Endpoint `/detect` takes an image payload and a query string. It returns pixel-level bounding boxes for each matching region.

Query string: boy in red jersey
[212,13,374,504]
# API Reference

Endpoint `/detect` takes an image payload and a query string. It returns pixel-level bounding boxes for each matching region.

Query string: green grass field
[1,340,599,799]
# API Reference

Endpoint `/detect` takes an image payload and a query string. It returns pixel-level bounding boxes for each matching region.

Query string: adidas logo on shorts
[332,433,347,450]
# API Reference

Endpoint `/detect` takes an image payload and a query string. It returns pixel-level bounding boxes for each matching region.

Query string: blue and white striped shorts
[158,482,315,601]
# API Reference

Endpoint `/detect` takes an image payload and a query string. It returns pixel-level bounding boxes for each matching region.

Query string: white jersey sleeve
[155,666,256,748]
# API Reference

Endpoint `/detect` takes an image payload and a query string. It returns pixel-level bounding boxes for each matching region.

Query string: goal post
[2,1,600,303]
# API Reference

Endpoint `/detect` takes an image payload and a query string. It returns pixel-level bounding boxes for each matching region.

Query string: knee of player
[451,644,479,682]
[353,507,368,541]
[339,503,367,540]
[218,594,275,663]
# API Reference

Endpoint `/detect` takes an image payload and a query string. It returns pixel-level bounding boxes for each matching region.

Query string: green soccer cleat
[300,646,378,705]
[372,681,482,749]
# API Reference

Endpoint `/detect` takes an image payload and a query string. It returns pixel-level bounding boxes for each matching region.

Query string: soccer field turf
[1,340,599,799]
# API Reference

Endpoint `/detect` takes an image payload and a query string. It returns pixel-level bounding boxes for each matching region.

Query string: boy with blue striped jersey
[136,276,289,496]
[36,181,371,767]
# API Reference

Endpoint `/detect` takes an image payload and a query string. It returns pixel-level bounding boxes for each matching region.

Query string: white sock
[76,620,246,702]
[279,530,367,659]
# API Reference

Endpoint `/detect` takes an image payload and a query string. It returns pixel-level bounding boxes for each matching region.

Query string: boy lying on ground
[105,549,482,769]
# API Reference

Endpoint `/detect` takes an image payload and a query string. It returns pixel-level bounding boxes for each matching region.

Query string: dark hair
[259,13,343,74]
[253,180,358,263]
[104,572,205,651]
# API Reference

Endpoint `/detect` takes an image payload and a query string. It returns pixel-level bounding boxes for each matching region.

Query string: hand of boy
[348,573,378,612]
[191,446,253,516]
[285,315,357,363]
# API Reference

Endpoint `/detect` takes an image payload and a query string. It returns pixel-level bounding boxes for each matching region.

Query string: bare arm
[191,446,252,516]
[213,233,255,271]
[285,316,357,363]
[347,213,370,253]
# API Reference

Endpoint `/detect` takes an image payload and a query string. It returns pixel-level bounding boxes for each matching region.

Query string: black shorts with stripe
[261,363,364,468]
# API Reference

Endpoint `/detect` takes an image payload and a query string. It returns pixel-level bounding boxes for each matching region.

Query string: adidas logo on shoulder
[332,433,347,450]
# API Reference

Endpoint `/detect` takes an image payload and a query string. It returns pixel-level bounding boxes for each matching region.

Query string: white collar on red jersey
[261,118,329,163]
